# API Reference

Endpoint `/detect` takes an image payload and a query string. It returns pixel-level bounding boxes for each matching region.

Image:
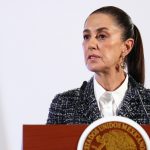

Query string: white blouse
[94,74,128,116]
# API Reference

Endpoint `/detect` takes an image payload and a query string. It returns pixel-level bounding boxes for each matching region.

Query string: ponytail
[127,25,145,85]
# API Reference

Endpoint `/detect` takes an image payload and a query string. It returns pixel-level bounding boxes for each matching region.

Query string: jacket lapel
[81,78,102,123]
[117,76,142,121]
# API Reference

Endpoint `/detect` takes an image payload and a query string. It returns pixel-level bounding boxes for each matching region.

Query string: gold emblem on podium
[83,122,146,150]
[77,117,150,150]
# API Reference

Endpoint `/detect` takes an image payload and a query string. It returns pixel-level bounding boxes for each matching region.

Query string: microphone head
[80,81,87,91]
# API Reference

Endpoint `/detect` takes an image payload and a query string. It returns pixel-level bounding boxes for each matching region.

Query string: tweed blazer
[47,76,150,125]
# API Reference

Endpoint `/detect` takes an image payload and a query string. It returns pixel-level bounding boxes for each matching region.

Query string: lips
[88,54,101,59]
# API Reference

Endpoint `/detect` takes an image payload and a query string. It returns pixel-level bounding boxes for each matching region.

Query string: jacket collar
[81,75,145,124]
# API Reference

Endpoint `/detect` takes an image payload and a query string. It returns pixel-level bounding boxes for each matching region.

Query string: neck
[95,70,126,91]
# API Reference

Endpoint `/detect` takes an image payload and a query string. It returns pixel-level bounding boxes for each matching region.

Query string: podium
[23,125,150,150]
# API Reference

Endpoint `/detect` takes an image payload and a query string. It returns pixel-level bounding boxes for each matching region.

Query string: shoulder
[51,88,81,105]
[51,79,93,105]
[49,78,93,112]
[47,80,91,124]
[47,88,81,124]
[129,75,149,90]
[129,75,150,103]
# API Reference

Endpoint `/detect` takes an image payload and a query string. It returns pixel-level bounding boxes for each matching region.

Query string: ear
[122,38,134,57]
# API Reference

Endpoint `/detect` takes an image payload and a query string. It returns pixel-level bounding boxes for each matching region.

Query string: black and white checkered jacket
[47,76,150,125]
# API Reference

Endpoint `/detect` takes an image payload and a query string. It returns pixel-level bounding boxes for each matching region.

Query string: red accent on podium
[23,125,150,150]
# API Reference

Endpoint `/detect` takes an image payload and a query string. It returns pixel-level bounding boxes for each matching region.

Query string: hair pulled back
[90,6,145,85]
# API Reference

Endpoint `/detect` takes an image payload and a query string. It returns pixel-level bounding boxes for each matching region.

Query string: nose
[87,37,98,51]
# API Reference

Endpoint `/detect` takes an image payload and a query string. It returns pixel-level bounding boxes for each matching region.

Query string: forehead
[84,13,119,31]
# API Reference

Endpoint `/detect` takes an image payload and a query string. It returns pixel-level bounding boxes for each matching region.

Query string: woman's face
[83,13,126,74]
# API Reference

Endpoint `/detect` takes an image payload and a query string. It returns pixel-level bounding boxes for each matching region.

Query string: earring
[120,57,126,69]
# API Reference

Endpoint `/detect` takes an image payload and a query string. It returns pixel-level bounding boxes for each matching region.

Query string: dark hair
[90,6,145,85]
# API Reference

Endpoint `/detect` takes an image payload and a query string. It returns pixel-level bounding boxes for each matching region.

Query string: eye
[83,34,90,40]
[97,34,107,40]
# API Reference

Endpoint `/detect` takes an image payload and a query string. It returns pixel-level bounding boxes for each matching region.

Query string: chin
[87,65,102,73]
[86,64,107,73]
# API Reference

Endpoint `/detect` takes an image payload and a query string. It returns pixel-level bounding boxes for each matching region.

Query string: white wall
[0,0,150,149]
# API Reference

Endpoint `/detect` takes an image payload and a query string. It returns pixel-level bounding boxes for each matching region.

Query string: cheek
[106,51,122,65]
[103,41,122,57]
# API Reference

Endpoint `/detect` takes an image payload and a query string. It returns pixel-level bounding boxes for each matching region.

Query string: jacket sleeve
[46,94,66,124]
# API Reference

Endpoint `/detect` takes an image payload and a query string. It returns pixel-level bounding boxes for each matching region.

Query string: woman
[47,6,150,124]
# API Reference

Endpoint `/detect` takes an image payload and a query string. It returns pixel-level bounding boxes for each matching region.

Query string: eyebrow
[83,27,109,33]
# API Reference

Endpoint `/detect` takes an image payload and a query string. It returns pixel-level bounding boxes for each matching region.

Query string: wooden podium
[23,125,150,150]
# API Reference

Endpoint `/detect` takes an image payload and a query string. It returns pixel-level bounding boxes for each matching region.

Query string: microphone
[80,81,87,91]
